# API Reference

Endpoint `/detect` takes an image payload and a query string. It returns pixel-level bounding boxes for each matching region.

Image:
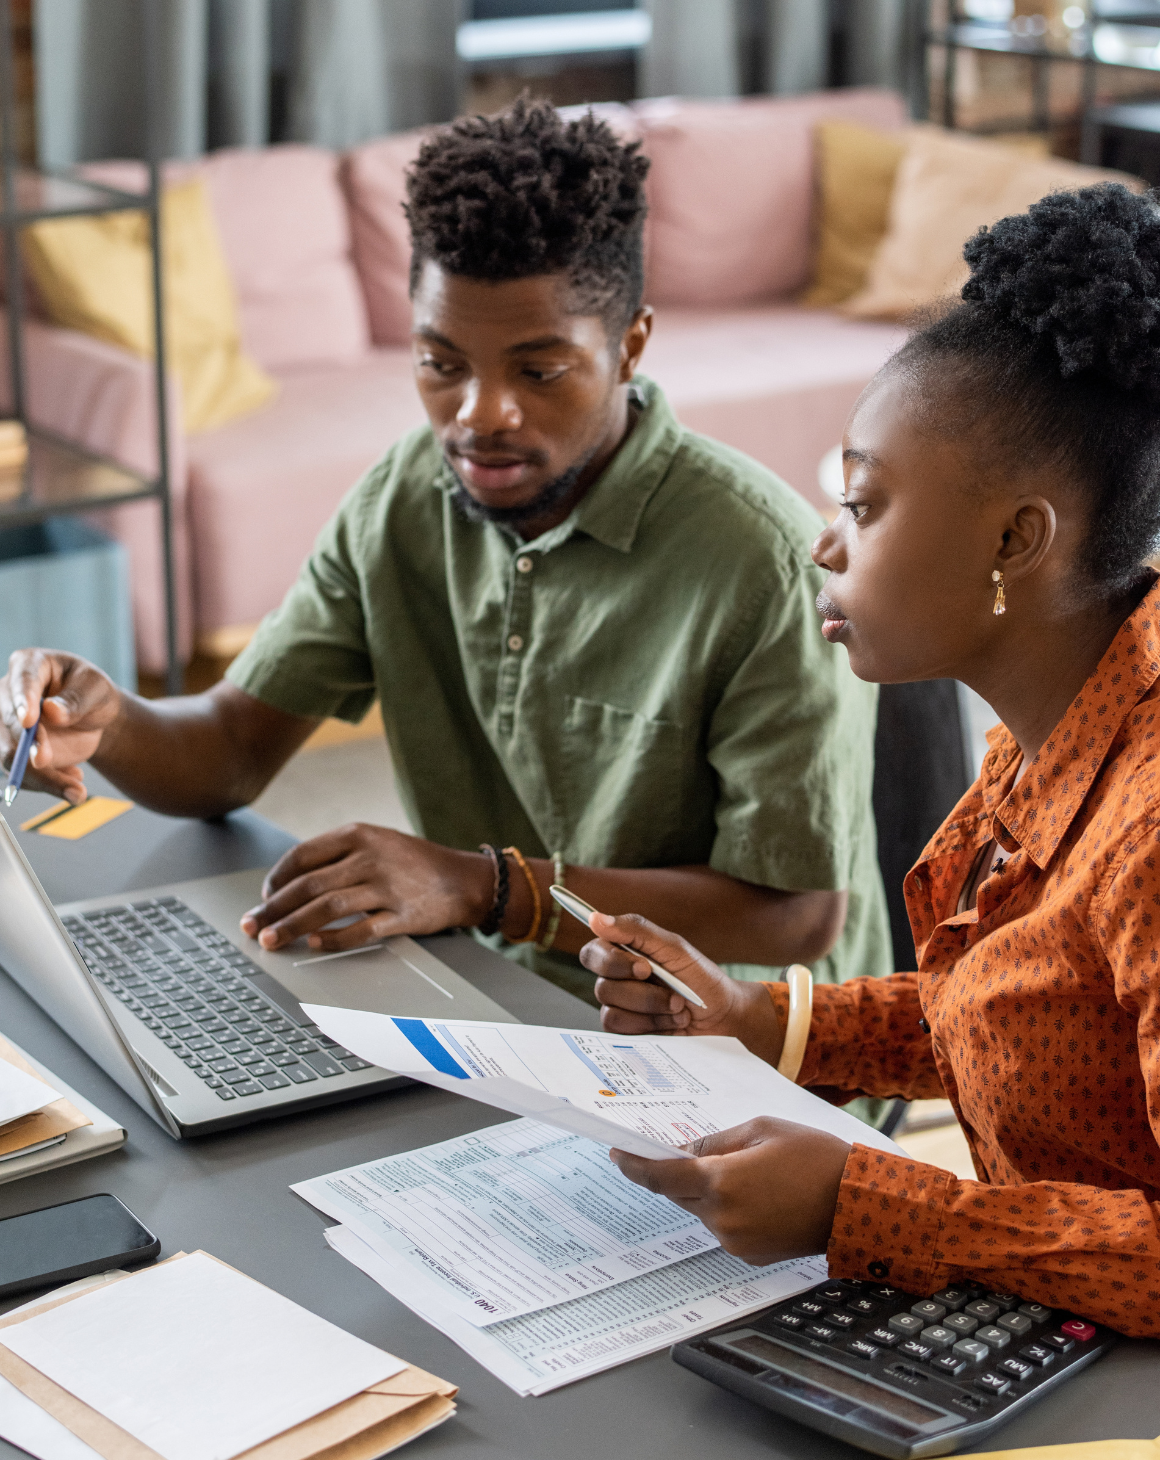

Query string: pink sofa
[11,88,909,673]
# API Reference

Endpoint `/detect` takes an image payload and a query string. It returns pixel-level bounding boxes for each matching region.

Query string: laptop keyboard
[61,897,373,1102]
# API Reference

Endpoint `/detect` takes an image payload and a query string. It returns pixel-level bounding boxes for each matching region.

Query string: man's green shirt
[228,379,891,998]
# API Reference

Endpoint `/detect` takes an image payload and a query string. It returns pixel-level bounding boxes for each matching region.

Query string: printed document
[301,1007,903,1160]
[0,1059,60,1127]
[293,1119,719,1326]
[326,1220,827,1395]
[0,1251,405,1460]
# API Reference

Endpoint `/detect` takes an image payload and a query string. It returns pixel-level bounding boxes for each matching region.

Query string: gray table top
[0,775,1156,1459]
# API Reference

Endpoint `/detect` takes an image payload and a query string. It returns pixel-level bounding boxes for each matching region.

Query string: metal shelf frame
[927,6,1160,134]
[0,0,180,693]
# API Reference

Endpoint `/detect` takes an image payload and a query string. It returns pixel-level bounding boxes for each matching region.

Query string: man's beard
[447,447,597,530]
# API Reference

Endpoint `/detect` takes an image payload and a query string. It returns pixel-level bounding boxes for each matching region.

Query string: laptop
[0,812,517,1137]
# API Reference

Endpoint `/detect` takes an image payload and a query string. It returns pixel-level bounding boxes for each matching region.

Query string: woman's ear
[996,495,1057,584]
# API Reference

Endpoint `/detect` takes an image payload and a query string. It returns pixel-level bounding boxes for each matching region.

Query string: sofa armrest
[0,315,193,673]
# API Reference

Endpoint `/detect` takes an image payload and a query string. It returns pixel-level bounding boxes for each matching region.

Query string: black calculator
[671,1276,1116,1458]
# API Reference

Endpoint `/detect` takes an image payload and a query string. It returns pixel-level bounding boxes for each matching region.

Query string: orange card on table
[35,797,134,840]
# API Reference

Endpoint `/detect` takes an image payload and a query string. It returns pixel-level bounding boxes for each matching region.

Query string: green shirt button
[515,556,534,574]
[507,634,524,652]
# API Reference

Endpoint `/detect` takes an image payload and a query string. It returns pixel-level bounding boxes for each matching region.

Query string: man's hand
[579,913,785,1067]
[611,1118,850,1265]
[0,650,123,804]
[240,823,496,951]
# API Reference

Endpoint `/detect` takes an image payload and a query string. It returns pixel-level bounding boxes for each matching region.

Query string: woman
[581,183,1160,1339]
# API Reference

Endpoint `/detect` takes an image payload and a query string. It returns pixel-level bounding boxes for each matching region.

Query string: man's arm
[245,827,848,966]
[0,649,319,816]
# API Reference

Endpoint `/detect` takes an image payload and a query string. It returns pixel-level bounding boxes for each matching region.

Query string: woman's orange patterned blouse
[768,578,1160,1337]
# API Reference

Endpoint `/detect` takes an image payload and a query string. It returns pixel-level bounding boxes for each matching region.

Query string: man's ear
[618,306,653,383]
[995,495,1058,584]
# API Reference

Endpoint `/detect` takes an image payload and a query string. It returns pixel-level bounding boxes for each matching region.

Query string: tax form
[301,1007,904,1160]
[325,1220,829,1396]
[294,1119,718,1326]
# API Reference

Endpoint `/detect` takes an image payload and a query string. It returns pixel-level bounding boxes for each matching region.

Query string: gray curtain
[763,0,830,96]
[35,0,462,167]
[639,0,742,99]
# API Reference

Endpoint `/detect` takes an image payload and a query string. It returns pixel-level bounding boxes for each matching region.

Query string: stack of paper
[0,1251,457,1460]
[292,1011,903,1395]
[297,1117,828,1395]
[0,1035,123,1183]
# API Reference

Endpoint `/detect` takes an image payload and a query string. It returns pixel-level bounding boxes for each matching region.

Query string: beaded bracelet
[536,852,566,952]
[503,845,543,945]
[477,844,510,937]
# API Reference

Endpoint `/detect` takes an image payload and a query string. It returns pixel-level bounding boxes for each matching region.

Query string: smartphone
[0,1193,159,1299]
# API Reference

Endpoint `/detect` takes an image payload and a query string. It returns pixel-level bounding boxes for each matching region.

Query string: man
[0,99,889,1004]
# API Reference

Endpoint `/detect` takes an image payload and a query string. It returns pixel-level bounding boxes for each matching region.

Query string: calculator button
[1044,1332,1076,1353]
[1060,1319,1096,1342]
[920,1326,956,1351]
[888,1313,925,1337]
[803,1324,838,1343]
[846,1339,880,1360]
[846,1297,880,1317]
[998,1357,1035,1382]
[932,1354,967,1377]
[976,1326,1011,1350]
[898,1340,935,1362]
[825,1312,858,1330]
[964,1299,1001,1323]
[986,1293,1021,1311]
[931,1287,972,1312]
[911,1300,947,1323]
[867,1327,901,1348]
[772,1312,805,1330]
[816,1285,847,1304]
[1020,1343,1056,1367]
[952,1339,990,1364]
[976,1372,1011,1397]
[998,1312,1033,1337]
[1019,1303,1053,1324]
[944,1313,979,1336]
[868,1286,900,1302]
[794,1299,827,1318]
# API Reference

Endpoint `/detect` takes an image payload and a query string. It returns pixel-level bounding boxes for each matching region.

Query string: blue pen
[4,717,40,806]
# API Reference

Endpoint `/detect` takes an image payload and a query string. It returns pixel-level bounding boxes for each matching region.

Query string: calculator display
[730,1336,948,1427]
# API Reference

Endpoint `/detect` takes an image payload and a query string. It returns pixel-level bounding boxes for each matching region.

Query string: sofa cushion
[344,129,428,347]
[79,151,372,373]
[636,88,908,308]
[201,146,370,371]
[186,351,425,634]
[843,129,1140,320]
[642,305,906,513]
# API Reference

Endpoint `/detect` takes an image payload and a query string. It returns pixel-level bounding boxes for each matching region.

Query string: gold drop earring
[991,569,1006,616]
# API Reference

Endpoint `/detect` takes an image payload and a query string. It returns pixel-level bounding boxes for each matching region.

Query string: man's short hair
[405,96,650,335]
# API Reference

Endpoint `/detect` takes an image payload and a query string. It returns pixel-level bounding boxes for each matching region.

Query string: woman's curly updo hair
[895,182,1160,591]
[404,96,649,334]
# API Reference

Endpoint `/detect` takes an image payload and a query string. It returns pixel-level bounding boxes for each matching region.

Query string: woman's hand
[611,1117,850,1265]
[579,912,785,1065]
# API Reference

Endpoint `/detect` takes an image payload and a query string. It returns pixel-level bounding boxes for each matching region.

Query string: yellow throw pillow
[802,120,908,308]
[840,129,1141,322]
[22,177,276,433]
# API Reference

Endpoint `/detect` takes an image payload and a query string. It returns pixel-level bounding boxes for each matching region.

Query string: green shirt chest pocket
[559,696,718,869]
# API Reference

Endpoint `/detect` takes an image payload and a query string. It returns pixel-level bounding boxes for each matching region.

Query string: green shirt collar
[434,375,681,556]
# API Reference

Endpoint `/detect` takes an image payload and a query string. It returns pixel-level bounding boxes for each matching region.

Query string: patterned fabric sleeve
[824,831,1160,1338]
[764,973,946,1104]
[828,1148,1160,1338]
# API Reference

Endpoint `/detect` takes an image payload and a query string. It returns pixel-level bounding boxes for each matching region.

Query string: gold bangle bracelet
[503,845,543,945]
[776,964,813,1083]
[536,852,566,952]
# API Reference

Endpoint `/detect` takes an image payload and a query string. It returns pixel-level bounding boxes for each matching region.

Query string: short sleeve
[226,461,384,724]
[706,550,879,893]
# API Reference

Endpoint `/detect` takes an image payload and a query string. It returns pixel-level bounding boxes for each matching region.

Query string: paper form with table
[300,1007,905,1162]
[295,1010,901,1394]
